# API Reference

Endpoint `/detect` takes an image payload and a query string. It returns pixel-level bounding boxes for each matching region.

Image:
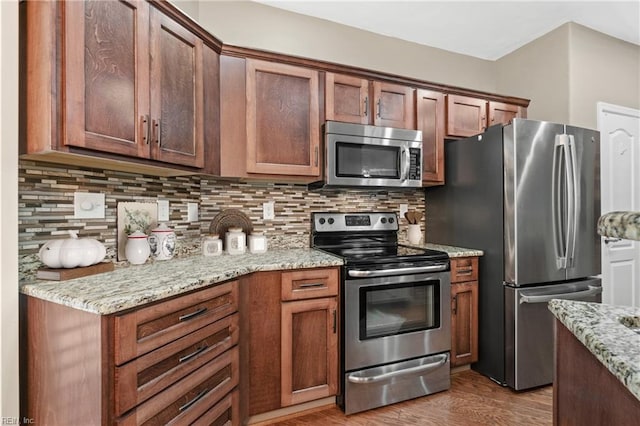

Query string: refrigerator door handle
[552,135,568,269]
[566,134,579,268]
[519,285,602,304]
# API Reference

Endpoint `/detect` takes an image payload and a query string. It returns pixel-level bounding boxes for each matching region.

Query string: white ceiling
[255,1,640,60]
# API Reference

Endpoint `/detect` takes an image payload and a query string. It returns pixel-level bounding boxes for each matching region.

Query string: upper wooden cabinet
[220,57,321,181]
[417,89,445,186]
[325,73,415,129]
[445,94,488,138]
[489,101,526,127]
[64,0,204,168]
[446,95,525,139]
[21,0,218,175]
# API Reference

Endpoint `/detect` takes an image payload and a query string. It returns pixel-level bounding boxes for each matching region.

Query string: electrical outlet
[74,192,105,219]
[263,201,275,220]
[157,200,170,222]
[399,204,409,219]
[187,202,198,222]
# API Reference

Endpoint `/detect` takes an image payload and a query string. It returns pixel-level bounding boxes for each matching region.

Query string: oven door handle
[347,354,448,384]
[348,264,448,278]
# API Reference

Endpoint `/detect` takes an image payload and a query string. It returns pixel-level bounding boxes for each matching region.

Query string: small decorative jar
[148,223,176,261]
[125,231,150,265]
[248,232,268,254]
[225,227,246,255]
[202,234,223,257]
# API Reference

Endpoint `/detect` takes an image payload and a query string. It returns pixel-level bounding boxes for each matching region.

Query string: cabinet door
[281,298,338,406]
[246,59,320,176]
[446,94,487,138]
[373,81,415,129]
[149,8,204,168]
[451,281,479,367]
[325,73,369,124]
[417,89,445,185]
[489,101,522,127]
[65,0,150,157]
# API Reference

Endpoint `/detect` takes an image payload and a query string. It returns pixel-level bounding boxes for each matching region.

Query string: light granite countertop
[400,241,484,258]
[20,249,343,315]
[598,211,640,241]
[549,299,640,401]
[20,242,482,316]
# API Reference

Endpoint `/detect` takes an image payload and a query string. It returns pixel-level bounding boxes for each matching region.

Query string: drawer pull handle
[456,268,474,275]
[179,345,208,364]
[298,282,325,289]
[179,307,207,322]
[179,388,208,412]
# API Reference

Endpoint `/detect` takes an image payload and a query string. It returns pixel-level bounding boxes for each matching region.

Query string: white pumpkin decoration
[38,231,106,269]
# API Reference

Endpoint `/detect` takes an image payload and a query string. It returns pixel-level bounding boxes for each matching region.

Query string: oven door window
[335,142,400,179]
[359,281,440,340]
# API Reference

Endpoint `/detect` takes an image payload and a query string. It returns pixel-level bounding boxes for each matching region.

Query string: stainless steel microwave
[315,121,423,189]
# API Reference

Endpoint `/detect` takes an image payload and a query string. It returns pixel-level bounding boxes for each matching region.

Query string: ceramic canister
[125,230,151,265]
[148,223,176,261]
[225,227,246,255]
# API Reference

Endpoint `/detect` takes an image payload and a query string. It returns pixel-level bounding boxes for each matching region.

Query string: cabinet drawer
[117,346,239,426]
[115,313,239,416]
[191,389,239,426]
[114,280,238,365]
[281,268,339,301]
[450,257,478,283]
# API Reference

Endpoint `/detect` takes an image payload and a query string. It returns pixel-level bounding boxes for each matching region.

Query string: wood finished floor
[269,369,552,425]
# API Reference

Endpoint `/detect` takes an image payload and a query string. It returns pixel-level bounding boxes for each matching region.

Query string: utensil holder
[407,224,423,245]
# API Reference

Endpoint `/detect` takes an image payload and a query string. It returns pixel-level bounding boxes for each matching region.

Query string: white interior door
[597,102,640,307]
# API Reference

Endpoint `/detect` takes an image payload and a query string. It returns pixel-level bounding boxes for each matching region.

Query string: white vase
[407,224,423,245]
[125,231,150,265]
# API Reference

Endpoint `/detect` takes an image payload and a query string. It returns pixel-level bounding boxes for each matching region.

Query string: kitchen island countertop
[549,299,640,401]
[20,248,343,315]
[598,211,640,241]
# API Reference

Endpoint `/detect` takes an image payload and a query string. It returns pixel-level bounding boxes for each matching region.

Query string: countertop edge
[549,299,640,401]
[20,249,344,315]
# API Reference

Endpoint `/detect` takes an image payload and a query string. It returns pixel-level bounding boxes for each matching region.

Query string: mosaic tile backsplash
[19,160,425,280]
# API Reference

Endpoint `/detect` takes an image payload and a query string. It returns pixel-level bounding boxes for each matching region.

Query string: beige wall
[197,0,497,93]
[496,24,571,123]
[1,0,20,419]
[568,23,640,129]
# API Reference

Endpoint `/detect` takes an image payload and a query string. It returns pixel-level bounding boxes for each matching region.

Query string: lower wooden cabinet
[21,280,240,425]
[281,297,338,407]
[450,257,479,367]
[240,267,340,419]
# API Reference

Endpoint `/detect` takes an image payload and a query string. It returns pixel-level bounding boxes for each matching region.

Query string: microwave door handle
[400,146,410,182]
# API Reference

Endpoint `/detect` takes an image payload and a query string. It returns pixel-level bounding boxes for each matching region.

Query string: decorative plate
[209,209,254,239]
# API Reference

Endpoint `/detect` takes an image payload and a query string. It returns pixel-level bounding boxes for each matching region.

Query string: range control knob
[319,218,326,225]
[381,217,387,224]
[388,217,395,224]
[328,218,335,225]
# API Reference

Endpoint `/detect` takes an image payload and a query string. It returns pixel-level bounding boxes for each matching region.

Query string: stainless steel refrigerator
[426,118,601,390]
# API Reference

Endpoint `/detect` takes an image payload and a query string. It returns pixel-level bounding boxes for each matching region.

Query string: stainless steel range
[311,212,451,414]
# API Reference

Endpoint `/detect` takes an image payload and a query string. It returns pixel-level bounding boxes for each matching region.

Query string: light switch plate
[187,202,198,222]
[157,200,170,222]
[263,201,275,220]
[74,192,105,219]
[399,204,409,220]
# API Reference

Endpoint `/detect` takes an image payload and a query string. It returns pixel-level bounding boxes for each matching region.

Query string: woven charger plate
[209,209,254,239]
